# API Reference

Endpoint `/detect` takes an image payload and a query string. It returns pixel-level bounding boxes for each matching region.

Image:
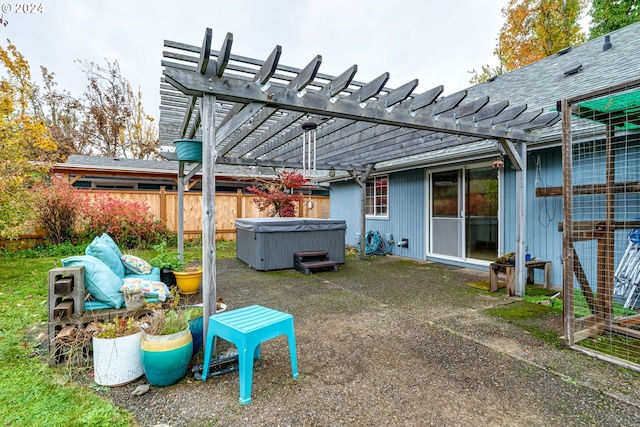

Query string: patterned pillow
[121,278,170,302]
[121,254,153,275]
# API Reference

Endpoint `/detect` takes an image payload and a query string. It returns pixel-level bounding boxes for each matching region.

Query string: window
[366,176,388,217]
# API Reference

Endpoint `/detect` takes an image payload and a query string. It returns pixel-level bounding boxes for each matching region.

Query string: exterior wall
[503,146,564,287]
[330,170,426,259]
[329,180,361,245]
[331,140,638,290]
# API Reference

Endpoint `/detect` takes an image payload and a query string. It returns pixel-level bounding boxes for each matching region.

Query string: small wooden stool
[489,260,553,295]
[200,305,299,404]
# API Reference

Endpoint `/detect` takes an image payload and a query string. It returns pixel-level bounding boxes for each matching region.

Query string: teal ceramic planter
[173,139,202,162]
[140,329,193,386]
[188,316,203,357]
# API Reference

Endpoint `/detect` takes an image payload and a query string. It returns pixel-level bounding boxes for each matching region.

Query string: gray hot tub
[235,218,347,271]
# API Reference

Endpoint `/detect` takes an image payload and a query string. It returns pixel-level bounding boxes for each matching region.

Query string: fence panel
[15,189,330,244]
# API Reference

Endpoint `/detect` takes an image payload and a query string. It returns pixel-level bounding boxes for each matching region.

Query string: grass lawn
[0,241,219,427]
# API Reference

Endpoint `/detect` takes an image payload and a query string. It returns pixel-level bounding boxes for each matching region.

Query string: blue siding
[329,135,639,290]
[503,146,564,287]
[329,170,426,258]
[330,181,360,246]
[366,169,426,259]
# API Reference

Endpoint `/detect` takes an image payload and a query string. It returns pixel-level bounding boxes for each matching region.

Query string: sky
[1,0,513,122]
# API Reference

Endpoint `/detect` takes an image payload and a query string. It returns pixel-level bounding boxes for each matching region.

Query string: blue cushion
[61,255,124,309]
[86,241,126,278]
[98,233,123,258]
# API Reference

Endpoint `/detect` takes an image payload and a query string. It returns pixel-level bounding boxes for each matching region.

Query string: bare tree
[79,59,158,159]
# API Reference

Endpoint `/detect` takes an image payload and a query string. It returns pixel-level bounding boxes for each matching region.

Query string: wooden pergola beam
[164,67,536,143]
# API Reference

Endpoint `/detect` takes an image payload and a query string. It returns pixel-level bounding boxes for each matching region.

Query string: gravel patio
[106,255,640,426]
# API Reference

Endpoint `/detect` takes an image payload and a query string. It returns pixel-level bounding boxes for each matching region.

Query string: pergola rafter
[159,28,561,343]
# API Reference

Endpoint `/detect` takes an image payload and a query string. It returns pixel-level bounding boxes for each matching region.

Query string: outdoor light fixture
[329,167,336,178]
[301,119,317,177]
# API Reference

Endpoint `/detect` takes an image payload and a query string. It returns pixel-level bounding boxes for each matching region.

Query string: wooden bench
[489,260,552,295]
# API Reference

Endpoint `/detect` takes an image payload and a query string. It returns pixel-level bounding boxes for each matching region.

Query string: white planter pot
[92,330,144,386]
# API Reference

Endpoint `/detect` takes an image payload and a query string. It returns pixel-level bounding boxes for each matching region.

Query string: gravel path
[104,256,640,426]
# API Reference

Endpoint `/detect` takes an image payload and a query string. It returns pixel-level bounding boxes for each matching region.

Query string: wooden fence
[19,188,330,244]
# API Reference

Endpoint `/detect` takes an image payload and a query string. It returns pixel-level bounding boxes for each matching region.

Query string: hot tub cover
[235,218,346,233]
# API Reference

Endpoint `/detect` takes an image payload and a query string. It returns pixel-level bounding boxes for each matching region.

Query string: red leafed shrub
[32,180,88,245]
[80,192,170,249]
[247,171,307,217]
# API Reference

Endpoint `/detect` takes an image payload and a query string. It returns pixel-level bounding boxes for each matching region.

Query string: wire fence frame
[561,80,640,372]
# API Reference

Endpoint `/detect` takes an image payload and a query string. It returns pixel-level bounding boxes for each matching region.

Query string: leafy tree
[0,41,56,239]
[498,0,586,70]
[470,0,586,83]
[468,64,505,85]
[589,0,640,39]
[247,171,307,217]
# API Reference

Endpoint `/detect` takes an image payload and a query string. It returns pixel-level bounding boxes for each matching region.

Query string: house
[157,22,640,344]
[329,22,640,288]
[53,154,317,194]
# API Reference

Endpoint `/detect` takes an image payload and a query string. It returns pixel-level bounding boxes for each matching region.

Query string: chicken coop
[560,79,640,370]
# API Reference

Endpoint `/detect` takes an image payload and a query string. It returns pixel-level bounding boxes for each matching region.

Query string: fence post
[159,186,167,225]
[298,192,304,217]
[236,189,243,219]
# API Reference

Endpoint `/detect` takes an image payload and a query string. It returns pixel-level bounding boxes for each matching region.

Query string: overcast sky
[2,0,513,121]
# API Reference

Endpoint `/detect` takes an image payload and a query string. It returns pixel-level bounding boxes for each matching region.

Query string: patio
[105,256,640,426]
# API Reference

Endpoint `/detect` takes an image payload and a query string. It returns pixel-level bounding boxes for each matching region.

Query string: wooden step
[296,260,338,275]
[294,250,328,258]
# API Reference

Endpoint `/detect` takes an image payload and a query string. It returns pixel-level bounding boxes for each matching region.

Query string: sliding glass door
[464,166,499,261]
[430,166,499,262]
[431,170,462,258]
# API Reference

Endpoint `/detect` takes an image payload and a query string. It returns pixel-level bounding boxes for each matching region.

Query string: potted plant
[180,299,227,357]
[140,309,193,386]
[149,241,184,288]
[173,264,202,295]
[92,317,144,386]
[123,288,145,310]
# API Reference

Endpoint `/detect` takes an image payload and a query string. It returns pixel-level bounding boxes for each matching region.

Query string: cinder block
[48,266,85,321]
[53,301,74,320]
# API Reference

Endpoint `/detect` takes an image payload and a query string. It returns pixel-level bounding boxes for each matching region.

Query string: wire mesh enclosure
[561,80,640,370]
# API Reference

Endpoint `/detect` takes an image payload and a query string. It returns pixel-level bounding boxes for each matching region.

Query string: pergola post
[499,138,527,297]
[177,161,185,262]
[351,165,374,259]
[514,141,527,297]
[201,94,217,349]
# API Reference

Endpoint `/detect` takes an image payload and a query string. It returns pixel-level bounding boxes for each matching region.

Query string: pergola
[159,28,560,340]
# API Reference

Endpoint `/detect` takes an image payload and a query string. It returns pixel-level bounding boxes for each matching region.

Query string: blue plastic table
[200,305,299,404]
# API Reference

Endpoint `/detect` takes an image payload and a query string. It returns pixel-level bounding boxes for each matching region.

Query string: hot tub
[235,218,347,271]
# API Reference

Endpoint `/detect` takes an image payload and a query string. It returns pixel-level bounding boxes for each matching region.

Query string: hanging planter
[173,139,202,162]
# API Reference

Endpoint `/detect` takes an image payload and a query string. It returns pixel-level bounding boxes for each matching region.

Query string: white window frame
[365,175,389,219]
